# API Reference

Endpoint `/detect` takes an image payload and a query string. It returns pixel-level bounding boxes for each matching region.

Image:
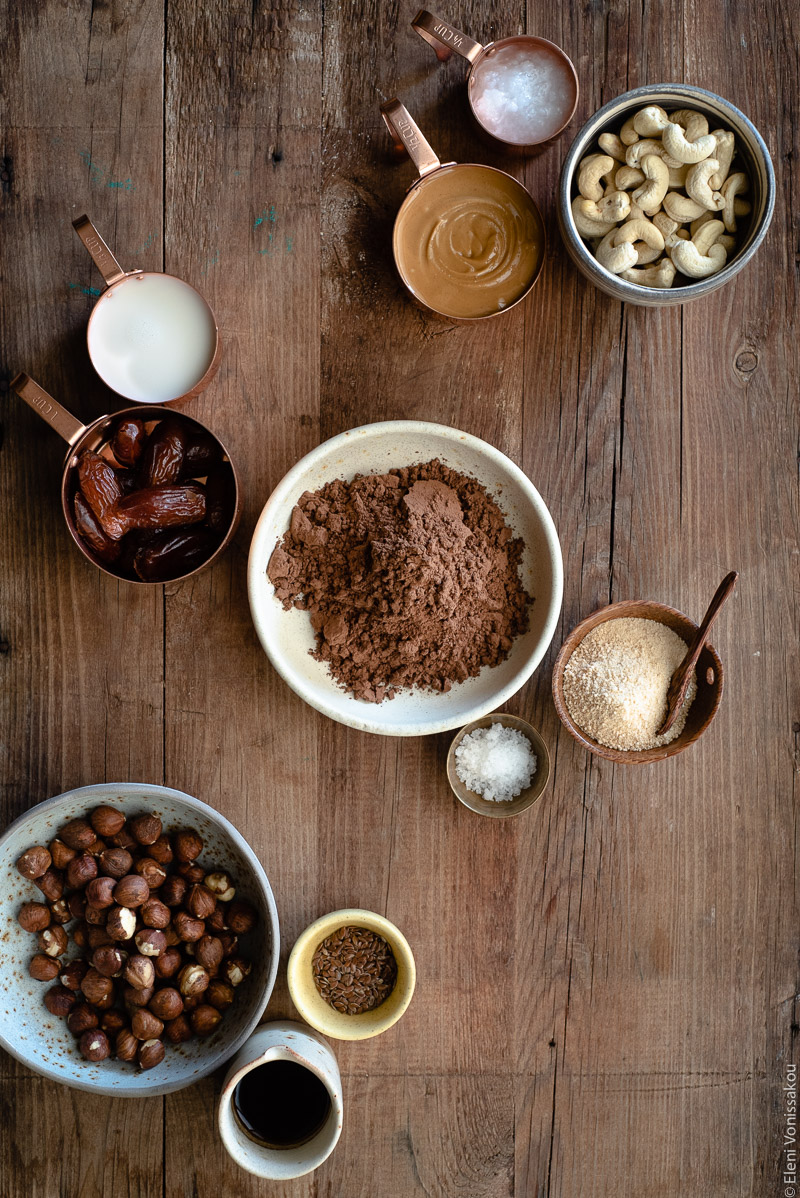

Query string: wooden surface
[0,0,798,1194]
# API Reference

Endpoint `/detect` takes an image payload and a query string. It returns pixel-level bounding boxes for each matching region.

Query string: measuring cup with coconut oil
[73,215,221,405]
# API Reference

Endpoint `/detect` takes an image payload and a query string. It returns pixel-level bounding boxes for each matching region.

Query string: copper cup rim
[465,34,580,150]
[59,403,242,586]
[84,269,222,407]
[390,160,547,323]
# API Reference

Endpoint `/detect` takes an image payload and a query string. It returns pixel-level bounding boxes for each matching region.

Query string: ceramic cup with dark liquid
[217,1021,343,1179]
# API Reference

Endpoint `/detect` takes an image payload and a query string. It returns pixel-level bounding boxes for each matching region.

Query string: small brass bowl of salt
[447,713,551,818]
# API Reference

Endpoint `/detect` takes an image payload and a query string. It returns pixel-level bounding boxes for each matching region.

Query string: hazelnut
[177,862,206,885]
[134,928,166,958]
[141,898,170,929]
[149,987,184,1021]
[160,875,187,907]
[182,992,202,1012]
[218,932,239,959]
[98,847,133,880]
[185,884,216,920]
[17,901,51,932]
[194,935,223,974]
[79,1029,110,1061]
[34,867,64,902]
[164,1015,192,1043]
[107,825,137,850]
[49,838,76,869]
[190,1005,222,1037]
[101,1009,126,1035]
[204,872,235,902]
[72,921,89,950]
[38,925,69,957]
[174,911,205,942]
[148,834,174,866]
[67,891,87,920]
[92,945,125,978]
[113,874,149,908]
[16,845,52,879]
[106,905,137,940]
[123,983,155,1008]
[116,1027,139,1061]
[163,924,181,947]
[44,985,76,1017]
[130,813,162,846]
[173,828,203,862]
[178,963,210,997]
[137,1038,165,1070]
[87,924,114,949]
[65,852,97,890]
[49,899,72,926]
[68,1003,99,1035]
[61,958,89,991]
[205,979,235,1011]
[154,946,182,980]
[81,968,114,1006]
[226,900,258,935]
[124,954,156,990]
[84,902,109,927]
[134,857,167,890]
[221,956,251,988]
[90,804,125,838]
[85,876,116,909]
[60,818,96,851]
[85,836,107,857]
[29,953,61,982]
[205,908,227,933]
[131,1008,164,1040]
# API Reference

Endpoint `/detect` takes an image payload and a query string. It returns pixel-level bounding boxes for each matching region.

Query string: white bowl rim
[0,782,281,1096]
[247,419,564,736]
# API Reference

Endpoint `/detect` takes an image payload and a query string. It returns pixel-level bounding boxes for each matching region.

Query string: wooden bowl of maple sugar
[552,600,724,763]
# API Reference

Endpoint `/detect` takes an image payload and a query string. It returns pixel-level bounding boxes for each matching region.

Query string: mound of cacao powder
[267,459,532,703]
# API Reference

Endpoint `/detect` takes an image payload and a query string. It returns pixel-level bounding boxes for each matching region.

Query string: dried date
[181,427,221,477]
[111,418,147,467]
[73,493,122,563]
[116,484,206,530]
[77,451,128,540]
[138,417,188,487]
[205,463,236,533]
[134,528,216,582]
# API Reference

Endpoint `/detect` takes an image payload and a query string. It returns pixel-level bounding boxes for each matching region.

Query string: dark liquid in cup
[233,1059,332,1149]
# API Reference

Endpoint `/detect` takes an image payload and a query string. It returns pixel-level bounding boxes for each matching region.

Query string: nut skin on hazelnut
[16,845,52,880]
[81,967,115,1006]
[44,985,77,1017]
[85,876,116,909]
[173,828,203,863]
[106,905,137,941]
[65,852,98,891]
[137,1038,165,1071]
[61,958,89,991]
[67,892,87,920]
[38,925,69,957]
[173,911,205,943]
[72,921,89,950]
[29,953,61,982]
[135,857,167,890]
[87,924,114,950]
[164,1015,192,1044]
[205,908,227,933]
[97,847,133,880]
[163,924,181,947]
[116,1028,139,1061]
[190,1004,222,1037]
[178,963,210,997]
[185,884,217,920]
[204,872,235,902]
[68,1003,99,1035]
[92,945,126,978]
[134,928,166,958]
[194,935,223,974]
[226,900,258,935]
[49,899,72,925]
[123,983,155,1008]
[49,839,76,870]
[131,1008,164,1041]
[129,814,162,846]
[177,862,206,885]
[17,901,51,932]
[101,1010,126,1035]
[79,1029,110,1062]
[148,987,184,1021]
[107,826,137,851]
[34,867,65,902]
[113,874,150,908]
[205,979,235,1011]
[154,947,182,980]
[124,954,156,991]
[218,932,239,959]
[141,898,170,929]
[148,834,173,866]
[221,956,251,988]
[85,902,109,927]
[160,875,187,908]
[60,818,96,851]
[90,805,125,838]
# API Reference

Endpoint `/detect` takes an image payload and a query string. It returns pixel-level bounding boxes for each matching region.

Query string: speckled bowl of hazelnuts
[0,783,279,1096]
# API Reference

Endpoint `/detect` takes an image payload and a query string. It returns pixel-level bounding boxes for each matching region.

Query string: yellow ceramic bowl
[287,909,416,1042]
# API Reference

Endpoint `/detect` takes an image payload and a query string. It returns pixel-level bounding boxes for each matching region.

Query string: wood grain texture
[1,0,799,1195]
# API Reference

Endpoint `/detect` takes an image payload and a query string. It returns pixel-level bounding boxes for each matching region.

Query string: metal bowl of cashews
[558,83,775,305]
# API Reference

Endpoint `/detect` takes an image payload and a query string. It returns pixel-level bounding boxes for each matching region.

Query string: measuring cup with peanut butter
[380,99,545,321]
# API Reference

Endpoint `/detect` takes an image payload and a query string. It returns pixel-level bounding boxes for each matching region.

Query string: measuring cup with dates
[9,374,241,584]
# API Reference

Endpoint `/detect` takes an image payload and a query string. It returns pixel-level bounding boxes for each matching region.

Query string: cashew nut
[662,191,708,223]
[597,190,632,222]
[632,154,670,215]
[685,158,725,211]
[615,216,666,264]
[595,229,638,274]
[718,233,736,252]
[571,196,616,238]
[627,201,646,223]
[598,132,627,161]
[632,105,669,136]
[620,114,640,145]
[735,197,752,217]
[662,121,717,164]
[670,238,727,278]
[689,210,715,236]
[691,219,726,256]
[620,258,677,288]
[615,165,645,190]
[664,228,691,257]
[709,130,735,188]
[667,163,689,188]
[653,212,680,240]
[578,154,616,201]
[669,109,710,141]
[720,173,749,231]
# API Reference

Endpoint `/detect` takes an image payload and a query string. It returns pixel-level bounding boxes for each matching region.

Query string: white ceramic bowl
[248,421,563,736]
[0,783,280,1096]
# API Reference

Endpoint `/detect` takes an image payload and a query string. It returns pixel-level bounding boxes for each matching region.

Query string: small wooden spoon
[657,571,739,736]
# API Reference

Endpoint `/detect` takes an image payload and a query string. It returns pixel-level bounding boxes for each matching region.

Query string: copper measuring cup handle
[72,214,127,288]
[380,99,441,178]
[411,9,484,63]
[10,373,87,446]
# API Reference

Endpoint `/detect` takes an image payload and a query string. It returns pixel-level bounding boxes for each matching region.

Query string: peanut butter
[393,164,544,319]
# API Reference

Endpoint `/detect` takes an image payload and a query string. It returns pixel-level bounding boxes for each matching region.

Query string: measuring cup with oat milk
[73,215,221,405]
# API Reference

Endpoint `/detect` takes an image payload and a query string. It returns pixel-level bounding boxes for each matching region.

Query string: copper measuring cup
[73,215,222,405]
[411,10,579,153]
[9,373,241,585]
[380,99,546,321]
